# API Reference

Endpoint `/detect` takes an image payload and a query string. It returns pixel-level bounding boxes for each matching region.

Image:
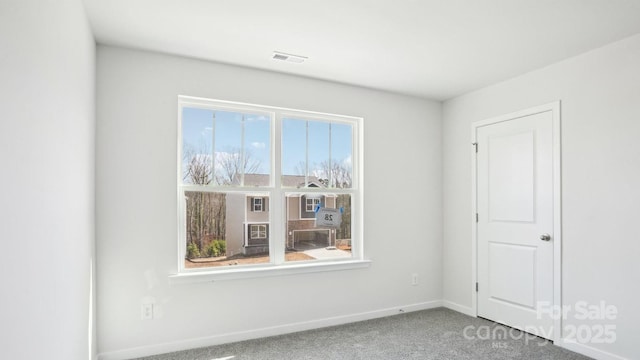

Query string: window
[305,198,320,212]
[250,224,267,239]
[178,96,362,273]
[252,197,263,212]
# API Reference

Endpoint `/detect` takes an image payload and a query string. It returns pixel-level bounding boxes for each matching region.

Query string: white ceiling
[83,0,640,100]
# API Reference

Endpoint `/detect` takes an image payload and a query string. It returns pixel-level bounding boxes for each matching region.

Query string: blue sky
[182,107,352,181]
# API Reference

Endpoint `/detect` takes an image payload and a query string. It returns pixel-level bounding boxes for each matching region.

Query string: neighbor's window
[305,198,321,212]
[250,224,267,239]
[252,197,263,212]
[178,96,361,272]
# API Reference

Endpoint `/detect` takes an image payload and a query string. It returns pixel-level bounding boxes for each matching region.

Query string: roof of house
[232,174,326,188]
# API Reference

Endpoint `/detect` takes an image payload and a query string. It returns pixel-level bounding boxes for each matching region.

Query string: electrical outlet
[141,303,154,320]
[411,273,418,286]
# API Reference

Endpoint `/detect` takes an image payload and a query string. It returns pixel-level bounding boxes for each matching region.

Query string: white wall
[96,46,442,358]
[443,34,640,359]
[0,1,96,359]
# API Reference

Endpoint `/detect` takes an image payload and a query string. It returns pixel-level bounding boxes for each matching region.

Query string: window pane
[184,191,271,269]
[182,108,271,187]
[213,110,271,186]
[284,192,352,263]
[330,123,353,188]
[182,108,214,185]
[281,118,352,188]
[281,118,307,186]
[213,110,241,185]
[243,114,271,185]
[308,121,330,186]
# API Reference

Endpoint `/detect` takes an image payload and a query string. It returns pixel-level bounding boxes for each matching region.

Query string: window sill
[169,259,371,285]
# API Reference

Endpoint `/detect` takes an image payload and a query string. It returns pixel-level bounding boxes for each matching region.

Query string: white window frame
[252,197,263,212]
[305,197,320,212]
[172,95,368,283]
[250,224,267,239]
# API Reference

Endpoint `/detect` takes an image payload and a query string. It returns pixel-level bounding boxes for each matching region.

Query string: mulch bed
[185,251,315,268]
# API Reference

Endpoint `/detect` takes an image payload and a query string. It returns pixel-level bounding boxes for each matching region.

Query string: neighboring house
[225,174,337,256]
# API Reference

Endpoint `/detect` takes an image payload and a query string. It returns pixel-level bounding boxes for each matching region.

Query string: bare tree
[294,160,352,188]
[336,194,351,242]
[215,147,263,185]
[183,144,226,256]
[185,191,225,254]
[321,160,352,188]
[183,144,212,185]
[182,145,265,257]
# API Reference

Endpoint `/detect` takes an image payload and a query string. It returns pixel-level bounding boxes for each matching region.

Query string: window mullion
[240,115,245,186]
[211,112,216,185]
[305,120,309,187]
[329,122,332,188]
[271,114,285,264]
[178,187,187,272]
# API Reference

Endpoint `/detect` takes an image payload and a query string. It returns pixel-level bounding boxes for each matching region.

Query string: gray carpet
[134,308,590,360]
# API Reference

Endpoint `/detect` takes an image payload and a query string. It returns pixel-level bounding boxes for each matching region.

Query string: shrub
[205,243,216,257]
[215,240,226,255]
[186,242,200,259]
[206,240,226,257]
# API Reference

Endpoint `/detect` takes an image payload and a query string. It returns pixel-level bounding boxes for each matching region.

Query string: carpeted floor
[134,307,590,360]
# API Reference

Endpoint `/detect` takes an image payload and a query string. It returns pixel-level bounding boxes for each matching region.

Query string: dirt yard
[185,251,315,268]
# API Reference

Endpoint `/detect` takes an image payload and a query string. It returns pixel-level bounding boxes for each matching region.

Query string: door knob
[540,233,551,241]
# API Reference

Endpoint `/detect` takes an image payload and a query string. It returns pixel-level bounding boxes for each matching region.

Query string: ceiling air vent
[272,51,307,64]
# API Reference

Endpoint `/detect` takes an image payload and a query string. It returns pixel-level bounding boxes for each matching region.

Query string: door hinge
[476,213,479,222]
[476,282,479,292]
[472,142,478,153]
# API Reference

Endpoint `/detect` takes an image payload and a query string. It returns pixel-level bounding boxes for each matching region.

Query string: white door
[476,107,558,340]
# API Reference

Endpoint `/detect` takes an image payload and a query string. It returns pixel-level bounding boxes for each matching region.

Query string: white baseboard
[442,300,475,317]
[97,300,443,360]
[560,339,629,360]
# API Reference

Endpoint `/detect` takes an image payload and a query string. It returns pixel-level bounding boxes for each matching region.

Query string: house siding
[225,193,245,256]
[246,196,269,223]
[325,196,336,209]
[287,196,300,220]
[300,195,324,219]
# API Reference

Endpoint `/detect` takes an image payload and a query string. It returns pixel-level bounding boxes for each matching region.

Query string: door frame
[471,101,562,343]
